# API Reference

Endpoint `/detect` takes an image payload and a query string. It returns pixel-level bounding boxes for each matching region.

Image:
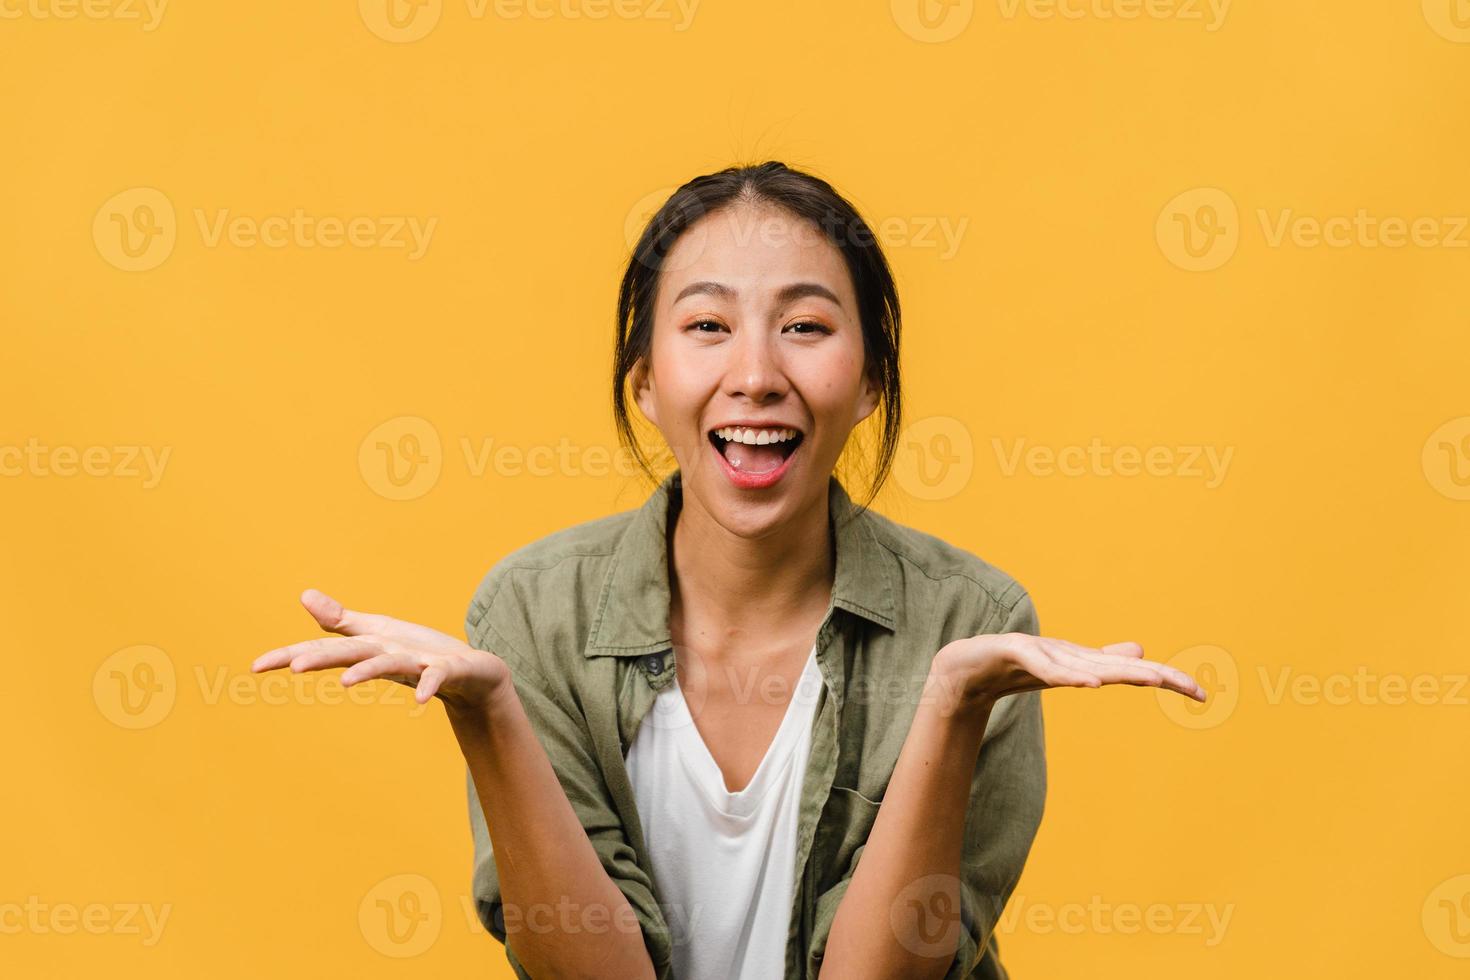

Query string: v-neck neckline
[669,645,821,812]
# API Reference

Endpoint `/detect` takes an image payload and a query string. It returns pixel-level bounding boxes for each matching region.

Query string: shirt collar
[584,469,899,658]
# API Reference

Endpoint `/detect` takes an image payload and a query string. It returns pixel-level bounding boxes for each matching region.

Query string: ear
[853,361,882,427]
[630,355,659,427]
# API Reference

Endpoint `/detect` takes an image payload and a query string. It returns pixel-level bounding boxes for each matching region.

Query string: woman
[252,161,1205,980]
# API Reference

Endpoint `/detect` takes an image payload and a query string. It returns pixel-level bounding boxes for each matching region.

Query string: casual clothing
[625,643,823,980]
[463,470,1047,979]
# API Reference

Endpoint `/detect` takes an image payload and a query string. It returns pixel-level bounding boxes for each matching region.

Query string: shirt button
[642,653,665,675]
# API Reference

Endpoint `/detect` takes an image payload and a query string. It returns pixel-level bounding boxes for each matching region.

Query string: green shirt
[464,470,1046,979]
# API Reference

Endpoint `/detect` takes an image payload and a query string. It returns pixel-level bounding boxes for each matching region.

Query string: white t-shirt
[625,644,824,980]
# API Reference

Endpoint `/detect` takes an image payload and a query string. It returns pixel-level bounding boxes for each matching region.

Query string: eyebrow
[671,280,844,309]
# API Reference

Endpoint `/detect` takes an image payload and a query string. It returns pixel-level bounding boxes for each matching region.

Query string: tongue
[723,440,786,474]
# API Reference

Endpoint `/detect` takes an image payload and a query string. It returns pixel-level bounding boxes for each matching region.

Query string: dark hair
[612,160,903,515]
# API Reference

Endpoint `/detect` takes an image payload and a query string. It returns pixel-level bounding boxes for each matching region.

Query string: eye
[687,319,726,333]
[785,321,829,335]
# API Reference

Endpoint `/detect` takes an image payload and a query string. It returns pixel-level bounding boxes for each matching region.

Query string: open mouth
[707,426,805,476]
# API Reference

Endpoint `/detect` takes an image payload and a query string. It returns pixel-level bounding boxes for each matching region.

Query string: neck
[667,479,835,656]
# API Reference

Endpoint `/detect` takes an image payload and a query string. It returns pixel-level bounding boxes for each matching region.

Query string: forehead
[656,203,854,306]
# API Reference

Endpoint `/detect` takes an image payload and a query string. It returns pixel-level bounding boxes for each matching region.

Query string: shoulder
[462,505,638,647]
[860,511,1045,738]
[861,507,1039,636]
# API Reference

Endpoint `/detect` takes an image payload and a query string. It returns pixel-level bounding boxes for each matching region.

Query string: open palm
[251,588,509,714]
[935,631,1207,709]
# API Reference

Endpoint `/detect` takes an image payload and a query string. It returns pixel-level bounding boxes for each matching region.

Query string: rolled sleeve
[463,566,675,978]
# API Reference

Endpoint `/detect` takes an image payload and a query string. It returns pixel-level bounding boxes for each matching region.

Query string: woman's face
[632,201,880,533]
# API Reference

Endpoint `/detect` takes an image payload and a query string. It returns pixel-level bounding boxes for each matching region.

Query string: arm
[249,583,669,980]
[814,591,1203,978]
[450,676,658,980]
[815,594,1045,980]
[461,568,674,980]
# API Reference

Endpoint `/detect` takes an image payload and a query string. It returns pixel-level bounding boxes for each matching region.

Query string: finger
[1121,657,1203,699]
[1101,667,1203,701]
[1041,639,1199,695]
[253,636,386,673]
[1013,644,1103,691]
[1074,657,1205,701]
[1034,639,1206,701]
[1041,644,1194,695]
[300,589,398,638]
[341,651,423,687]
[416,663,447,704]
[1042,636,1146,667]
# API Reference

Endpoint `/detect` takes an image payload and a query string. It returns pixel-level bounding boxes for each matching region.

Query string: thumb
[301,588,357,635]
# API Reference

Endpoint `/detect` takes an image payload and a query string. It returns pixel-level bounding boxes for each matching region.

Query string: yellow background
[3,0,1468,976]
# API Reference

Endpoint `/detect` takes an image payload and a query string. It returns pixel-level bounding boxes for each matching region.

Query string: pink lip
[709,433,800,490]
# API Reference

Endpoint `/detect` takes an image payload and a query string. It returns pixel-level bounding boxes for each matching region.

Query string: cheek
[802,351,860,401]
[649,356,713,427]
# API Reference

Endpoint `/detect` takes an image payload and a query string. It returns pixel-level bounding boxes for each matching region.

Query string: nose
[724,325,789,403]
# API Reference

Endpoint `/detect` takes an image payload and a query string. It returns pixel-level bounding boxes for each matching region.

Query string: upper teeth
[716,426,799,445]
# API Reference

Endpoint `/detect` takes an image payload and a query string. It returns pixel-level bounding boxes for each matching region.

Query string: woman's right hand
[251,588,512,719]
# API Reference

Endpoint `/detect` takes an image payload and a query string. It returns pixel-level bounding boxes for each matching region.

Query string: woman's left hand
[931,631,1207,713]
